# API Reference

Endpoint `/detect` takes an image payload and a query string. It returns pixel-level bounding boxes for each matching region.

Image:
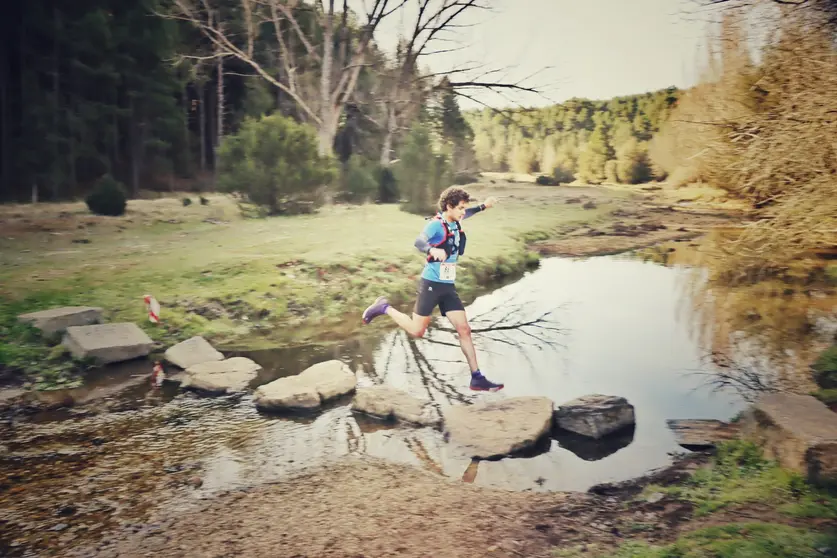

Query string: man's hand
[428,247,447,261]
[483,196,497,209]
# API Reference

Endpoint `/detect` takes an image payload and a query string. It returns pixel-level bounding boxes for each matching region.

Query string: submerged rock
[740,393,837,485]
[553,394,635,439]
[180,357,262,394]
[443,396,554,459]
[62,323,153,364]
[666,419,739,451]
[351,386,439,427]
[254,360,356,412]
[164,336,224,369]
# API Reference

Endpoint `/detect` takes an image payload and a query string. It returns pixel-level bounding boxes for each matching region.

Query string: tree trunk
[67,44,77,195]
[198,83,206,172]
[317,115,337,157]
[129,96,140,197]
[216,58,223,142]
[212,57,224,185]
[52,5,61,198]
[19,19,27,201]
[215,56,223,183]
[112,97,120,167]
[318,1,335,157]
[182,83,190,176]
[380,104,396,166]
[1,37,9,198]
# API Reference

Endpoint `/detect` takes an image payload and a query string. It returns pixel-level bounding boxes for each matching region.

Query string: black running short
[414,278,465,317]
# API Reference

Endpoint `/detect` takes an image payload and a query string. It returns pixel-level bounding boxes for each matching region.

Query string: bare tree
[371,0,548,166]
[163,0,407,156]
[162,0,548,160]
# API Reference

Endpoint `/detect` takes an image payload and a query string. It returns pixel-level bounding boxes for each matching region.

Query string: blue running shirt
[420,218,460,284]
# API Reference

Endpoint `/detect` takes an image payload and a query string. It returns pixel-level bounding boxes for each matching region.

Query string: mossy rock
[812,345,837,389]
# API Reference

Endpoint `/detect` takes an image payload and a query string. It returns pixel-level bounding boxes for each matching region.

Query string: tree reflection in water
[350,293,567,484]
[364,291,567,410]
[642,234,837,403]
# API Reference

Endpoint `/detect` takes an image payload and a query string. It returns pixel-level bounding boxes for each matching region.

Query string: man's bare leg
[362,296,431,338]
[443,310,479,372]
[445,310,503,391]
[385,307,431,338]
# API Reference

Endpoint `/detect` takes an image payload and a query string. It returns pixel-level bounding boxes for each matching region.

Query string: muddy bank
[530,206,743,258]
[73,453,711,558]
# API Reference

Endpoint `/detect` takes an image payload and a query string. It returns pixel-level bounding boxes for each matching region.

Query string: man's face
[447,200,467,221]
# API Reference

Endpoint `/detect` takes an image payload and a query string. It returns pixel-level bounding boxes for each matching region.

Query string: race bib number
[439,263,456,281]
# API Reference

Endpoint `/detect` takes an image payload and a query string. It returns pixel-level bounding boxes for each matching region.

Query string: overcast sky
[368,0,718,108]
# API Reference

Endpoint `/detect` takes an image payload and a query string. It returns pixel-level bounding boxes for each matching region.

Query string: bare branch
[271,0,322,62]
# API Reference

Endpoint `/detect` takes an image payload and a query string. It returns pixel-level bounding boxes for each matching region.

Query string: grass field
[0,181,631,387]
[554,441,837,558]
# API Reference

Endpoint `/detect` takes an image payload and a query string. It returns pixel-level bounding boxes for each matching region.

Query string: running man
[361,186,504,392]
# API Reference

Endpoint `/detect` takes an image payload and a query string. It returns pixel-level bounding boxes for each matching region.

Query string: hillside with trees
[464,88,680,183]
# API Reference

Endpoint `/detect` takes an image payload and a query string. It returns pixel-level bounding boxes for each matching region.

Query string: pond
[6,247,819,554]
[201,253,748,495]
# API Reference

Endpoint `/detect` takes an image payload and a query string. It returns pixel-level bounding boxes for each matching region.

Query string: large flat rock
[254,360,356,412]
[352,385,440,427]
[666,419,740,451]
[740,393,837,485]
[18,306,103,338]
[443,396,554,459]
[180,357,262,394]
[553,394,635,439]
[62,323,153,364]
[164,336,224,369]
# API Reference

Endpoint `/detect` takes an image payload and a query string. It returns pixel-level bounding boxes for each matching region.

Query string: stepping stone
[180,357,262,394]
[553,394,635,439]
[351,385,440,427]
[443,396,554,459]
[18,306,103,338]
[254,360,356,412]
[62,323,153,364]
[740,393,837,485]
[666,419,739,451]
[164,336,224,369]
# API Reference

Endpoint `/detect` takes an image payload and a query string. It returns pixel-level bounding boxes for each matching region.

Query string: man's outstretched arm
[463,196,497,219]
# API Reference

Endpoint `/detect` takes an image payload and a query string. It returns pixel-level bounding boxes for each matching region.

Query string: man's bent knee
[410,315,430,338]
[454,322,472,338]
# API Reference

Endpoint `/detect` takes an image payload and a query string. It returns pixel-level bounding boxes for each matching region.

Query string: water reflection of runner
[362,186,504,392]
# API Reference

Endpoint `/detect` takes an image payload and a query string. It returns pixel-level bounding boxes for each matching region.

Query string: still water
[1,253,755,554]
[196,254,746,495]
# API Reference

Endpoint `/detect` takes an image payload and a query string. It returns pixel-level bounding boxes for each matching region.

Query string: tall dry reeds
[651,6,837,280]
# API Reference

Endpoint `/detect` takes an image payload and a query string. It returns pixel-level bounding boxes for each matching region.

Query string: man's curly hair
[438,186,471,212]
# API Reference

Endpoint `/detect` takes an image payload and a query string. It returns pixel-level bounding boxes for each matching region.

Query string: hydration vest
[426,213,467,262]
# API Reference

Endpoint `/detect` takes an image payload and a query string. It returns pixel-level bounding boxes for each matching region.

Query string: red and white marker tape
[151,361,165,387]
[144,294,161,323]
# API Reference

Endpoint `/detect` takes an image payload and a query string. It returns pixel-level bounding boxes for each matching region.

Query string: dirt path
[74,454,719,558]
[80,458,573,558]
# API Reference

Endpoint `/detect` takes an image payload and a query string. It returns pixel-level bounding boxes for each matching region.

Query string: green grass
[813,388,837,406]
[0,189,614,386]
[639,441,837,519]
[554,523,836,558]
[813,345,837,389]
[0,294,95,389]
[552,441,837,558]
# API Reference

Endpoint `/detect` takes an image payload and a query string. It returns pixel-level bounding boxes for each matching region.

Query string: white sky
[368,0,720,109]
